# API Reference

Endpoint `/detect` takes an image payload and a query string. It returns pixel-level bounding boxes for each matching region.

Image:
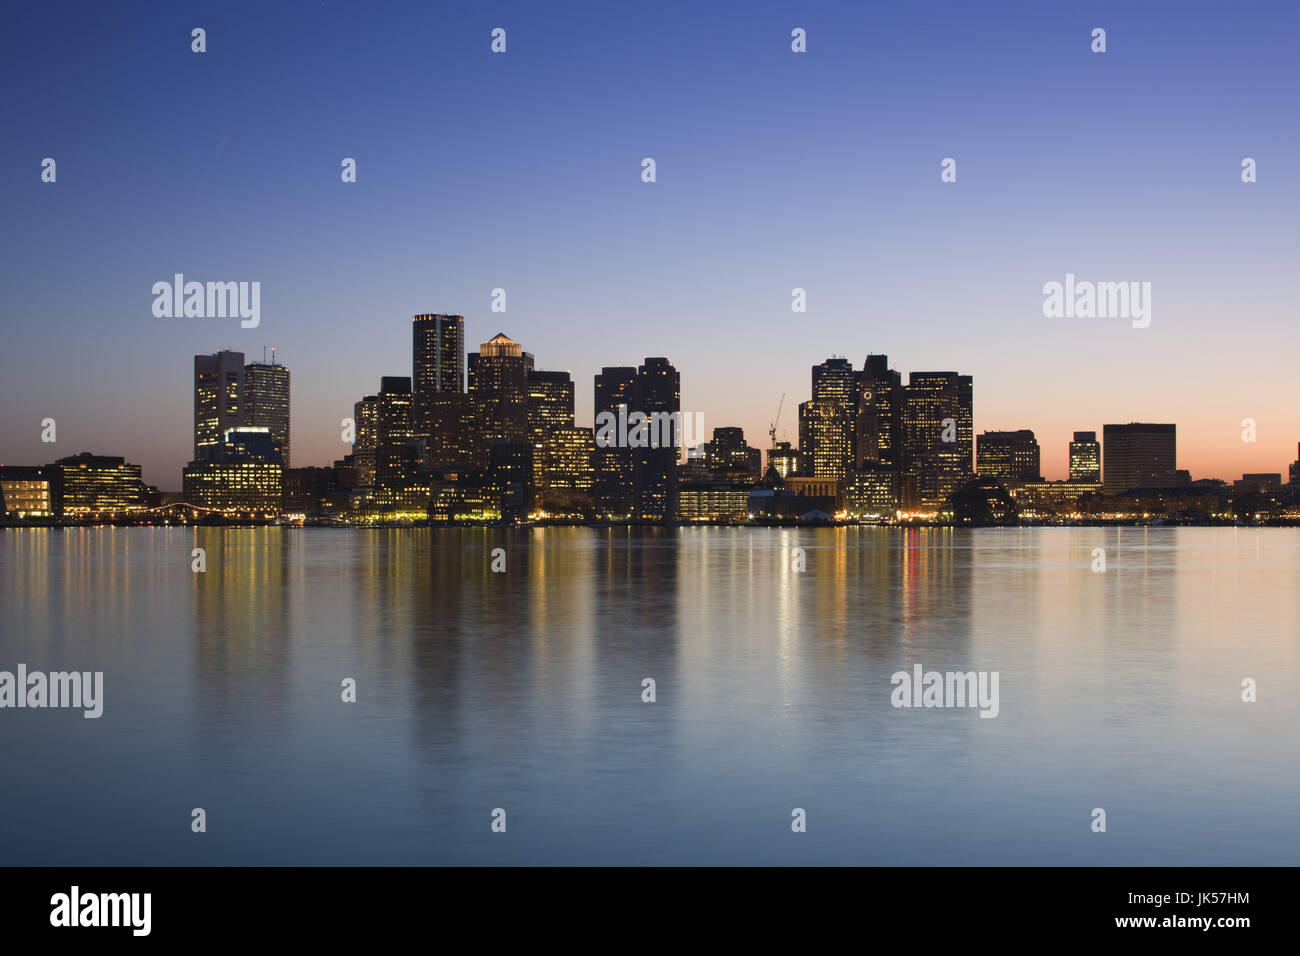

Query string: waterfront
[1,526,1297,865]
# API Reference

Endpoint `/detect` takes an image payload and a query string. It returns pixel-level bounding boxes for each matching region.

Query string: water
[1,526,1297,865]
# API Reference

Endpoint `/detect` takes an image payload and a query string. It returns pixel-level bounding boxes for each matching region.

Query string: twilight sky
[2,0,1298,489]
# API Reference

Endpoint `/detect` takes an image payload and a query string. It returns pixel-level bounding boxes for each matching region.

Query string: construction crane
[768,393,785,449]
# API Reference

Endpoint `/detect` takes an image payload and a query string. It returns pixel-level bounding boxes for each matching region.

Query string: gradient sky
[2,0,1298,490]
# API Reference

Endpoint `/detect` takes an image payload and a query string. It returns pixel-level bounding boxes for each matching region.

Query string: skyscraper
[1069,431,1101,483]
[243,359,290,466]
[856,354,903,469]
[527,369,581,501]
[633,357,680,522]
[1102,423,1176,495]
[352,394,379,486]
[468,333,532,446]
[412,313,465,442]
[593,366,638,517]
[811,357,855,405]
[193,350,245,461]
[798,400,854,478]
[902,371,973,510]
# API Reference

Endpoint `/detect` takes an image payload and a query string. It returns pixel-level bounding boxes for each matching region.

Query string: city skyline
[3,1,1299,487]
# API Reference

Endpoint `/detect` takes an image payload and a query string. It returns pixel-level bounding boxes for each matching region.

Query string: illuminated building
[54,453,146,515]
[592,366,637,517]
[701,426,761,478]
[0,466,62,518]
[798,400,854,479]
[193,350,244,461]
[1069,431,1101,483]
[413,313,465,445]
[767,441,798,478]
[633,357,680,522]
[977,430,1041,482]
[843,464,900,519]
[902,371,973,510]
[468,333,532,447]
[243,359,290,466]
[182,427,283,514]
[351,395,379,485]
[856,354,903,469]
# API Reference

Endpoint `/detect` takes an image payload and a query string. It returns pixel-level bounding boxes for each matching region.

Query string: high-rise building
[856,354,903,469]
[373,377,422,508]
[194,350,245,461]
[1069,431,1101,483]
[376,376,414,446]
[468,333,532,447]
[1289,443,1300,486]
[412,313,465,443]
[977,430,1041,482]
[811,357,855,405]
[243,359,290,466]
[526,369,591,508]
[352,395,379,485]
[633,357,681,522]
[593,366,638,517]
[424,392,481,469]
[901,371,972,509]
[1102,423,1176,495]
[798,400,854,479]
[798,357,857,481]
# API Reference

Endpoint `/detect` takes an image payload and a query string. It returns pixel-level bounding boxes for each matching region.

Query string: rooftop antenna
[271,346,276,366]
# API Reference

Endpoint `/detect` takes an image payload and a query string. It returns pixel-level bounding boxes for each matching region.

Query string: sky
[2,0,1298,490]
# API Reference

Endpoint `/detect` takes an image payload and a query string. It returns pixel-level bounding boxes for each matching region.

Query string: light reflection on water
[1,526,1296,865]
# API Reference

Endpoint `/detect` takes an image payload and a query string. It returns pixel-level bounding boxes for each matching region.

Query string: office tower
[526,369,590,508]
[412,313,465,442]
[424,392,481,469]
[976,430,1041,482]
[702,427,761,478]
[957,375,973,473]
[193,350,245,461]
[468,333,533,446]
[856,354,903,469]
[768,440,799,479]
[54,452,146,515]
[352,395,379,485]
[593,366,638,517]
[798,400,854,479]
[902,371,973,510]
[798,356,856,481]
[243,359,290,466]
[1290,443,1300,485]
[1102,423,1176,495]
[376,376,414,445]
[811,357,855,405]
[373,377,422,507]
[183,426,283,515]
[633,357,681,522]
[1069,431,1101,483]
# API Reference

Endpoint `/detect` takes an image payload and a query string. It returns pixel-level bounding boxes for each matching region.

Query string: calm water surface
[1,526,1297,865]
